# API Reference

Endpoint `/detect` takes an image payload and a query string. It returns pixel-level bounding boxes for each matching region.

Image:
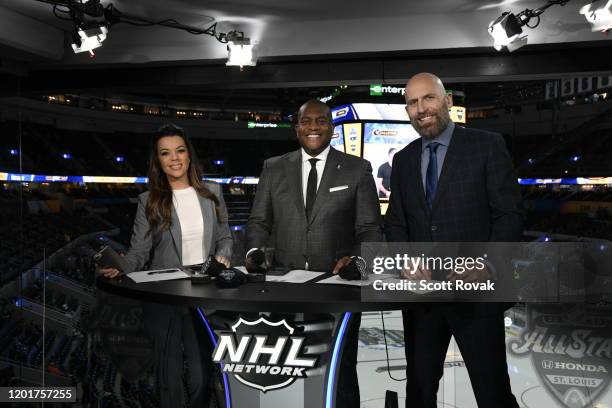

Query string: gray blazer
[123,182,233,272]
[246,148,383,272]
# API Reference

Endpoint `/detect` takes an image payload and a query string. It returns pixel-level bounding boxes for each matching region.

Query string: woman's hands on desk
[215,255,230,268]
[99,256,229,279]
[99,267,121,279]
[97,251,125,278]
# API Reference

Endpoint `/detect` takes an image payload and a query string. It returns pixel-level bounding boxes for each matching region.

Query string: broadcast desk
[97,273,408,408]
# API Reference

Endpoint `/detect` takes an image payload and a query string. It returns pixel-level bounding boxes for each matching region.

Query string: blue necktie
[425,142,440,210]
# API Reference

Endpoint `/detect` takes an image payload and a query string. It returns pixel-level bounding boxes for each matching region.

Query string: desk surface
[96,273,412,312]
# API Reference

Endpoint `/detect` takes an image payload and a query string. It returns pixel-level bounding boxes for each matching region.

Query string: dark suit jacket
[385,125,523,243]
[124,182,233,272]
[246,147,383,272]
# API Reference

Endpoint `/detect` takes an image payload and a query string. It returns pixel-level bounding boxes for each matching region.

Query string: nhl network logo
[212,317,317,392]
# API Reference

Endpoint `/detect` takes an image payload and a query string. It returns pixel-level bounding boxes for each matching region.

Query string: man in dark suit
[246,99,383,408]
[385,73,523,408]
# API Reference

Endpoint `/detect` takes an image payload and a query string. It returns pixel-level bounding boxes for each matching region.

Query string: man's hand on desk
[446,264,490,283]
[400,258,432,280]
[332,256,352,276]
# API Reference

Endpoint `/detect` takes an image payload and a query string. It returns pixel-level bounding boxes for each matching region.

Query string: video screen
[363,122,420,198]
[331,124,345,152]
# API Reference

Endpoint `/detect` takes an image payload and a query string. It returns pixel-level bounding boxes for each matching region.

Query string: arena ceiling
[0,0,611,112]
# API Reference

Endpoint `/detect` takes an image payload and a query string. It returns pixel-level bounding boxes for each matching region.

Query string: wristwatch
[351,256,367,280]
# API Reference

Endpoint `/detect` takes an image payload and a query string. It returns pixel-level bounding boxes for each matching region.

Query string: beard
[410,106,451,140]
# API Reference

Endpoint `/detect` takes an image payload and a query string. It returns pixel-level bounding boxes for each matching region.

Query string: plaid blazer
[246,148,383,272]
[385,125,524,243]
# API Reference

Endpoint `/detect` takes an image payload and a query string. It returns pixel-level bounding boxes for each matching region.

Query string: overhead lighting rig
[488,0,571,52]
[35,0,255,65]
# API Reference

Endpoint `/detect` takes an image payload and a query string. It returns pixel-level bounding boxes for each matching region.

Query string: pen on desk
[147,270,178,275]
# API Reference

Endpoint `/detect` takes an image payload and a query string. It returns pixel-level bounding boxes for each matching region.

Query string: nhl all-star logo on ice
[212,317,317,392]
[509,306,612,408]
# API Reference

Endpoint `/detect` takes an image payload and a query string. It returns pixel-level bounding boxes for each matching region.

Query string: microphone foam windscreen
[249,249,266,265]
[339,261,361,281]
[246,249,267,274]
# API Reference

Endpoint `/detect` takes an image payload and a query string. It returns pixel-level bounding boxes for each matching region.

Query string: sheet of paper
[316,273,397,287]
[266,270,325,283]
[127,268,190,283]
[234,266,248,274]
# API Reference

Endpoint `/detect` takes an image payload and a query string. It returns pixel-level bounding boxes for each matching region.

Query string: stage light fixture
[71,25,108,56]
[226,43,255,67]
[226,31,256,67]
[488,0,571,52]
[580,0,612,32]
[488,12,528,51]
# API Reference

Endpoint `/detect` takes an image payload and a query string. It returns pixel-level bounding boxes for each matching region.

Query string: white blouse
[172,187,205,266]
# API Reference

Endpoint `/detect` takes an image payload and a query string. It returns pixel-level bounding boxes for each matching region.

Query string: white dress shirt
[301,145,330,206]
[172,186,205,266]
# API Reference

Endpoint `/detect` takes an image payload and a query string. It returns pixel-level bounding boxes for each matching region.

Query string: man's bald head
[297,99,333,123]
[404,72,452,139]
[295,99,334,156]
[405,73,446,100]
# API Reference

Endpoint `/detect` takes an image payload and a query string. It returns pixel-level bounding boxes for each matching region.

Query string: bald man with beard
[385,73,523,408]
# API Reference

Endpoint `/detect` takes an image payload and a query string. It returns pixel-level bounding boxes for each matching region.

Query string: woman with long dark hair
[101,123,232,407]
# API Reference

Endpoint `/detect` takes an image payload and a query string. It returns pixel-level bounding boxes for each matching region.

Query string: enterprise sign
[370,84,405,96]
[247,122,292,129]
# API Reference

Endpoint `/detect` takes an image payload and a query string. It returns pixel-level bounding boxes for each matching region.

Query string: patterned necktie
[425,142,441,210]
[305,158,319,218]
